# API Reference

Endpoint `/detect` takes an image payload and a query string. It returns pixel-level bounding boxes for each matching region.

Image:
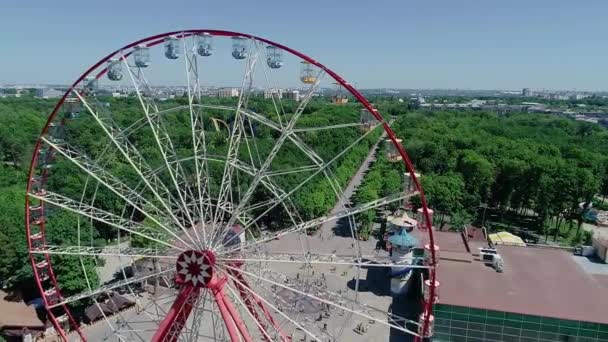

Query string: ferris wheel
[25,30,438,342]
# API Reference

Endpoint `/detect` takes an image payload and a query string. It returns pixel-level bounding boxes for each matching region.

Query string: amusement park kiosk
[387,215,419,295]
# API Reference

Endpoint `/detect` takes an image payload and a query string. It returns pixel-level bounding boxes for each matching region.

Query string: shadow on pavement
[346,261,391,296]
[332,216,357,237]
[346,265,427,342]
[389,270,425,342]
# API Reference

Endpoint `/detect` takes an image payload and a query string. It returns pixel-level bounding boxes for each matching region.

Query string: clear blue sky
[3,0,608,90]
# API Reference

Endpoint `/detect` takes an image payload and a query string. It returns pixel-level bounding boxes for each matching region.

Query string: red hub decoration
[175,250,215,287]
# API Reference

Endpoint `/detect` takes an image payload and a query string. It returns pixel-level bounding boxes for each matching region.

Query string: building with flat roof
[35,88,64,99]
[283,90,300,102]
[410,229,608,342]
[217,87,239,98]
[263,88,283,100]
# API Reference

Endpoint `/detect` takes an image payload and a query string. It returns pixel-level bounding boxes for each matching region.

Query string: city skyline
[3,0,608,90]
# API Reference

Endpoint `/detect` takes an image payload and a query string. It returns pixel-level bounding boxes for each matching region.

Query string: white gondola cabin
[404,172,421,194]
[134,45,151,67]
[107,58,123,81]
[164,37,180,60]
[266,46,283,69]
[385,138,403,162]
[360,108,375,131]
[416,207,434,230]
[231,37,248,60]
[63,98,81,119]
[47,123,64,144]
[37,149,52,169]
[197,33,213,57]
[82,77,97,94]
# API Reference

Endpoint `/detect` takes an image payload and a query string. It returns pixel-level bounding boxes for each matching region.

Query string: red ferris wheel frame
[24,29,438,341]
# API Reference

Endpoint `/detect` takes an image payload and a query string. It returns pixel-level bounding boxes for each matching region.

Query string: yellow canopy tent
[488,231,526,247]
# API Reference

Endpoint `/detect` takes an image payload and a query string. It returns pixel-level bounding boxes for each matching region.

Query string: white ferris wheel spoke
[73,103,195,249]
[265,164,319,177]
[218,253,430,269]
[201,105,282,133]
[289,133,325,166]
[47,267,175,309]
[218,68,326,241]
[38,138,192,248]
[255,280,333,340]
[121,55,201,249]
[210,41,261,235]
[234,122,379,238]
[183,37,214,243]
[291,122,367,133]
[121,155,274,233]
[30,245,176,259]
[223,278,277,342]
[182,290,211,342]
[29,190,184,251]
[254,267,420,332]
[194,104,366,144]
[222,264,421,337]
[219,191,416,257]
[39,136,170,221]
[79,256,124,338]
[74,91,195,244]
[217,72,334,250]
[223,270,320,341]
[120,153,268,228]
[259,45,287,129]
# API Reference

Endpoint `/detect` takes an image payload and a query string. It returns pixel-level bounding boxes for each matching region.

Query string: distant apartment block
[217,87,240,97]
[263,88,283,100]
[522,88,594,101]
[35,88,64,99]
[283,90,300,102]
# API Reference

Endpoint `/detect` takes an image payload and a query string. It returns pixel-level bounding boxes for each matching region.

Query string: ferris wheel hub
[175,250,216,288]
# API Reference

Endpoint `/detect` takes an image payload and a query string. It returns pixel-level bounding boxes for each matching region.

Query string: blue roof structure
[388,229,418,247]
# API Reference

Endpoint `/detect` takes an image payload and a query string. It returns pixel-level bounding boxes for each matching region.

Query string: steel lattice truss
[24,30,438,342]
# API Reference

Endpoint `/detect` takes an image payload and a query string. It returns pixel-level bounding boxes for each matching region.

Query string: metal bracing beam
[220,191,417,256]
[222,264,421,337]
[219,123,381,250]
[30,190,183,251]
[74,91,194,245]
[31,245,176,259]
[210,41,261,235]
[122,55,201,249]
[48,268,175,309]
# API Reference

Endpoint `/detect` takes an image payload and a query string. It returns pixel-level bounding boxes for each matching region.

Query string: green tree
[51,255,100,297]
[421,173,466,229]
[449,210,473,232]
[457,150,494,204]
[0,186,29,286]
